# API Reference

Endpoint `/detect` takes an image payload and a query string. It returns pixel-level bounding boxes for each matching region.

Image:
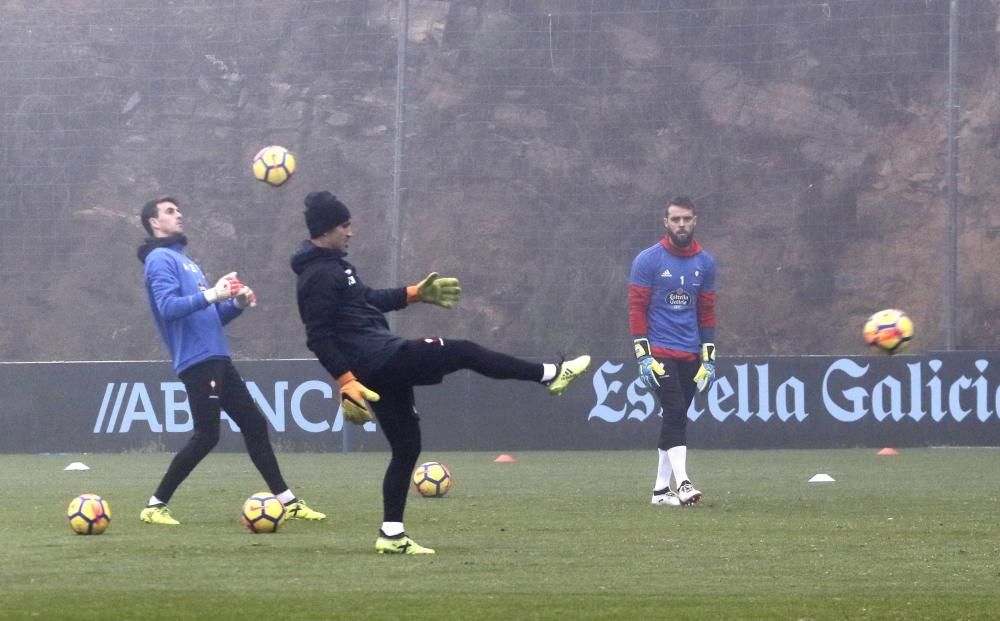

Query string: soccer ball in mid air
[252,145,296,187]
[412,461,453,498]
[67,494,111,535]
[863,308,914,354]
[241,493,286,533]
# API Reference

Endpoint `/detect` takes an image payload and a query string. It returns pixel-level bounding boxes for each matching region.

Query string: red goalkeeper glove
[234,286,257,309]
[204,272,243,304]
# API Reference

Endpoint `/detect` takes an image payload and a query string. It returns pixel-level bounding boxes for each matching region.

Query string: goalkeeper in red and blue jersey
[628,196,717,507]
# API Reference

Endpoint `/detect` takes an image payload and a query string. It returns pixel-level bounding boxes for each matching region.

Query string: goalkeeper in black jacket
[290,191,591,555]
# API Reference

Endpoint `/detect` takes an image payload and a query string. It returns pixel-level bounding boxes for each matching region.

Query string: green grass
[3,449,999,620]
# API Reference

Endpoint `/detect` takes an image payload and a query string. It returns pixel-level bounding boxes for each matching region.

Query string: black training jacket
[290,240,408,379]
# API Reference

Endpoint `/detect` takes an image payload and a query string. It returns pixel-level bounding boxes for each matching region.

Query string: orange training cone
[877,447,899,455]
[494,454,517,463]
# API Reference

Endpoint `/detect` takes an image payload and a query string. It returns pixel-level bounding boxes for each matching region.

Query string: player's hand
[204,272,243,304]
[638,356,666,390]
[337,372,379,425]
[409,272,461,308]
[633,337,666,390]
[234,286,257,309]
[694,342,717,393]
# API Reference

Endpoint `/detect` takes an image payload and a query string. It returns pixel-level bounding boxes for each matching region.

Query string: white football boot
[677,481,702,506]
[651,487,682,506]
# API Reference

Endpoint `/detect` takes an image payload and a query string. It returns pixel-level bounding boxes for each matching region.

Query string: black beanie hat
[304,191,351,238]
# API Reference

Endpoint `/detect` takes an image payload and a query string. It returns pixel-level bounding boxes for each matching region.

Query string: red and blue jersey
[629,236,717,361]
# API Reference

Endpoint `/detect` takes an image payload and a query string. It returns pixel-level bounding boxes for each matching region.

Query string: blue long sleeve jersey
[143,243,242,374]
[628,237,717,359]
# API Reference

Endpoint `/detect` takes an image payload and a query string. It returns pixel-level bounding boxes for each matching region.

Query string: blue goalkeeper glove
[634,337,666,390]
[693,343,717,393]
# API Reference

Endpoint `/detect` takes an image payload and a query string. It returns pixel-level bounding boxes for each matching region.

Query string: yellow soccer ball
[863,308,914,354]
[412,461,453,498]
[67,494,111,535]
[241,493,286,533]
[252,145,296,187]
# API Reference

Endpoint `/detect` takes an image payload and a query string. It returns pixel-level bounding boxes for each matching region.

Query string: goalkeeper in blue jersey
[291,191,591,554]
[628,196,717,507]
[136,196,325,526]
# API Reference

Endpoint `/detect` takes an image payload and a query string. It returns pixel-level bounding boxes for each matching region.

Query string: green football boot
[139,504,180,525]
[283,498,326,521]
[375,533,435,555]
[546,355,592,395]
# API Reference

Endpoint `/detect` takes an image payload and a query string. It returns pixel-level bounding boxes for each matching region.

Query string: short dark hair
[140,196,179,236]
[666,195,696,215]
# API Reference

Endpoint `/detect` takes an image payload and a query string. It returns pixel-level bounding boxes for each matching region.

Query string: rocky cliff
[1,0,997,363]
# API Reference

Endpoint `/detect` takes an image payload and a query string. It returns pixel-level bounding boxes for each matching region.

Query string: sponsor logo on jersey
[660,269,672,278]
[667,288,691,306]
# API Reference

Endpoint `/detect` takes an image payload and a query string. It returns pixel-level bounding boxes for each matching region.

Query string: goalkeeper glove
[336,372,380,425]
[407,272,461,308]
[633,337,666,390]
[234,286,257,309]
[204,272,243,304]
[693,343,717,393]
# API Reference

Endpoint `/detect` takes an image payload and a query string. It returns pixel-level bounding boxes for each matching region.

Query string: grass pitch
[3,449,999,620]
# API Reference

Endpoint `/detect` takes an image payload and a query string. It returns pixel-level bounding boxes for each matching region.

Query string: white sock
[666,445,689,485]
[381,521,404,537]
[540,363,558,382]
[147,495,164,507]
[276,489,295,504]
[654,449,673,491]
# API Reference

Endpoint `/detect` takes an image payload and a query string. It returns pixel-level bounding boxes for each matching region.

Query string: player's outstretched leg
[375,530,436,555]
[546,355,592,395]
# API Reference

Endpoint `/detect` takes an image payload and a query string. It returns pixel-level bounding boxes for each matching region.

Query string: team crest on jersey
[666,288,691,306]
[344,268,356,285]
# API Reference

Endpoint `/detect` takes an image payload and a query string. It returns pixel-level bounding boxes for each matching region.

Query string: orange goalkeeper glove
[336,372,379,425]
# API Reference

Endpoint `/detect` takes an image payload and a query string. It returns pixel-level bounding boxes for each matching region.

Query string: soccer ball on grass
[241,492,286,533]
[863,308,914,354]
[67,493,111,535]
[412,461,453,498]
[252,145,296,187]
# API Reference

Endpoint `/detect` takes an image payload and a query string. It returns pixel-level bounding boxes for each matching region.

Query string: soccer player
[291,190,591,554]
[628,196,717,507]
[137,196,325,525]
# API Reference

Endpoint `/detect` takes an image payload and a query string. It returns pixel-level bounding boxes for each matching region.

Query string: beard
[667,229,692,247]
